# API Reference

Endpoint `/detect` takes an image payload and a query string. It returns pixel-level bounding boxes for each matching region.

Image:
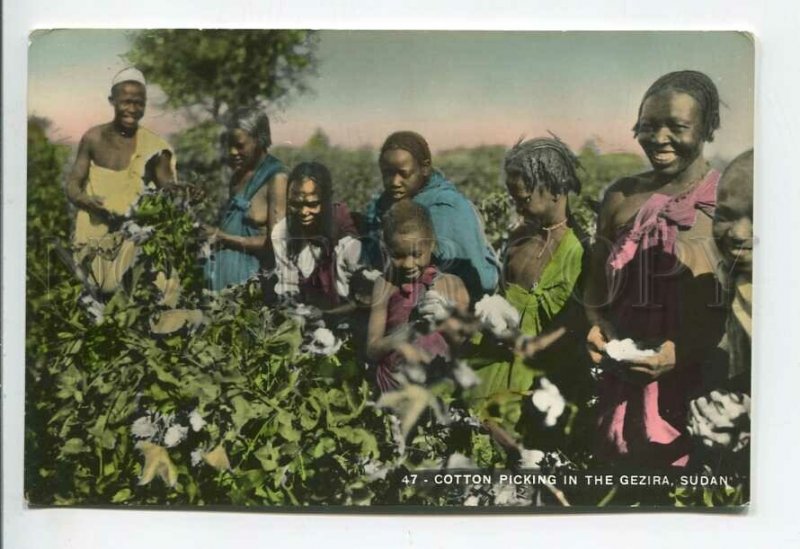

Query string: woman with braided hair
[584,70,727,467]
[466,136,591,449]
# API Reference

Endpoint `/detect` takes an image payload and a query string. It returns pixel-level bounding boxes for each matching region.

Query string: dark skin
[366,230,470,365]
[504,175,570,291]
[65,82,174,224]
[379,148,432,203]
[584,90,722,384]
[203,128,288,253]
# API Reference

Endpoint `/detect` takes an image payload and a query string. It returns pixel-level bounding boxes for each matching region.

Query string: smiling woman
[584,70,728,467]
[270,161,362,309]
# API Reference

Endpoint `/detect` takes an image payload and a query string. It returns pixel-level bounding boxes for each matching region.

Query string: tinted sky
[29,29,754,158]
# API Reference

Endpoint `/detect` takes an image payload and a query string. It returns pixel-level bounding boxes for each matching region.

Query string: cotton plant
[474,293,521,338]
[130,411,189,447]
[78,293,105,325]
[130,411,189,487]
[189,408,207,432]
[451,359,480,390]
[153,270,181,308]
[303,327,343,356]
[530,377,566,427]
[687,391,751,452]
[120,220,156,244]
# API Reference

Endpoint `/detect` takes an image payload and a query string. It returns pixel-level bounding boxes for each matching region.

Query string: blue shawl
[204,155,286,291]
[362,170,499,300]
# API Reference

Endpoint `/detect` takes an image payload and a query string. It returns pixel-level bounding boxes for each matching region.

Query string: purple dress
[375,266,451,392]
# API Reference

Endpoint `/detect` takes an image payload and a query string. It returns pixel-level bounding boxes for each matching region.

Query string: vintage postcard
[25,29,754,510]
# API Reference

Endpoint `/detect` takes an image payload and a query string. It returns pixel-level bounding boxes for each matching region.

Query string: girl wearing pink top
[366,201,469,392]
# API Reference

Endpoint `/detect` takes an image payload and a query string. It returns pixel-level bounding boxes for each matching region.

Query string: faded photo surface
[25,30,754,509]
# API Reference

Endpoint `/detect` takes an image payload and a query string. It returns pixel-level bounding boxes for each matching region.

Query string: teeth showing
[653,152,676,163]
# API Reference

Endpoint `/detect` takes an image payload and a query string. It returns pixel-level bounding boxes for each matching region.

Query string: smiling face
[225,128,262,173]
[386,229,435,284]
[109,82,146,132]
[714,165,754,275]
[288,178,323,231]
[636,90,706,177]
[379,148,431,202]
[506,175,556,223]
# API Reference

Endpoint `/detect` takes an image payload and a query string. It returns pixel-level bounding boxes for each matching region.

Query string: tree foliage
[125,30,319,120]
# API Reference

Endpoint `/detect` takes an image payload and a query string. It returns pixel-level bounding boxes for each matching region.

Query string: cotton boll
[446,452,477,470]
[530,378,566,427]
[451,360,480,389]
[417,290,452,324]
[519,449,546,469]
[605,338,657,361]
[189,409,206,432]
[305,327,342,356]
[131,416,157,440]
[190,448,206,467]
[475,294,521,337]
[163,424,188,448]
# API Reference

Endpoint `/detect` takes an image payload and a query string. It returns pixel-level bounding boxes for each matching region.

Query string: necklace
[537,218,568,258]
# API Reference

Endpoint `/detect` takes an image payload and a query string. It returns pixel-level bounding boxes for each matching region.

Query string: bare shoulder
[508,223,534,242]
[603,172,651,202]
[601,172,653,214]
[433,273,465,290]
[372,275,395,303]
[432,273,467,300]
[433,273,469,310]
[81,124,108,148]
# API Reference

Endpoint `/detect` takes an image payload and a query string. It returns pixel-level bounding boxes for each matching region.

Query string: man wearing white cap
[65,67,176,293]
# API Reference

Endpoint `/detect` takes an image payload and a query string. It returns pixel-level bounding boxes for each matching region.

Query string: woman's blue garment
[362,170,499,300]
[204,155,286,291]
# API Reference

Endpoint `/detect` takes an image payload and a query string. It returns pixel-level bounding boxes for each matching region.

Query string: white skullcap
[111,67,146,87]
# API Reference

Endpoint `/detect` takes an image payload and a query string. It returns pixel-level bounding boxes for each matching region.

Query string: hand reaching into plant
[516,326,567,360]
[586,323,611,365]
[688,390,751,452]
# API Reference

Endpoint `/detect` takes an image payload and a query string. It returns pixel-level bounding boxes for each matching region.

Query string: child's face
[225,129,261,173]
[506,175,554,222]
[714,169,753,275]
[386,230,435,283]
[288,178,323,230]
[109,82,146,132]
[380,149,431,202]
[636,90,705,177]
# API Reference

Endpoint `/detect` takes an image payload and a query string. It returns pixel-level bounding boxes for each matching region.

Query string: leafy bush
[26,122,742,509]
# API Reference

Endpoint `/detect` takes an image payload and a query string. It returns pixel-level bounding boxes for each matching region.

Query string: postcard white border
[5,1,800,547]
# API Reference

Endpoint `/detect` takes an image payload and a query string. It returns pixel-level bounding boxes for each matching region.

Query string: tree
[125,30,319,120]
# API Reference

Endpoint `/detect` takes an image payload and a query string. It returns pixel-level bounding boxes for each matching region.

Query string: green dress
[467,228,585,437]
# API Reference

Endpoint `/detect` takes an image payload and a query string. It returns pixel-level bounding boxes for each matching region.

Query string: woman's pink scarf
[598,170,719,467]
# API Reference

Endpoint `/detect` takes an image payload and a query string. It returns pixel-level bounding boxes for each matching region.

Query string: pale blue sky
[29,30,754,158]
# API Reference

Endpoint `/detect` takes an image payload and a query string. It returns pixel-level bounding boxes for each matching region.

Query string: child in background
[366,201,470,392]
[688,149,754,455]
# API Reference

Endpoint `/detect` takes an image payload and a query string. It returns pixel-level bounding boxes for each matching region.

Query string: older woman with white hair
[203,107,288,291]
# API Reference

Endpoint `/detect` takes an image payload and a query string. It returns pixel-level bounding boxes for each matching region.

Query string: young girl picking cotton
[366,201,470,392]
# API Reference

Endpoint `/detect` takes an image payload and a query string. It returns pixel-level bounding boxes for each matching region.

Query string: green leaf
[61,438,89,456]
[111,488,133,503]
[254,444,280,471]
